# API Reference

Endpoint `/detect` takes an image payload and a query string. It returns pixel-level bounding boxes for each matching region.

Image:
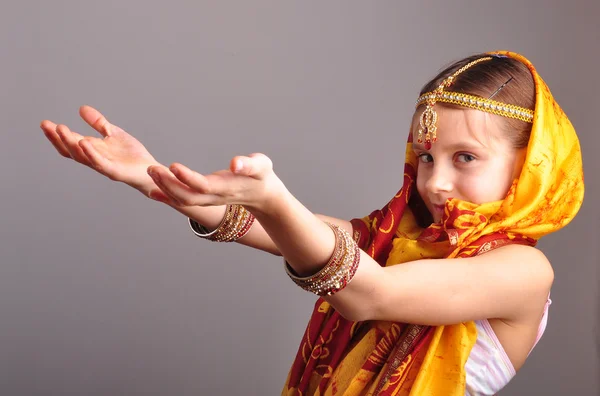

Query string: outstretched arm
[153,192,352,256]
[41,106,352,256]
[150,153,554,326]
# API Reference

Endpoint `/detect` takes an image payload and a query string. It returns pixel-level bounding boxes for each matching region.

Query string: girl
[41,51,584,395]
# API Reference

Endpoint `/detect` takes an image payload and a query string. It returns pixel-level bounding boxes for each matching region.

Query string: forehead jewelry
[415,57,534,149]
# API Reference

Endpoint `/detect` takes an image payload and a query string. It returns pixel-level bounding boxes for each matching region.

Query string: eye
[418,153,433,163]
[456,153,476,163]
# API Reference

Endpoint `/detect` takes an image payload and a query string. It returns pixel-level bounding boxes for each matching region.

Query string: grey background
[1,1,598,395]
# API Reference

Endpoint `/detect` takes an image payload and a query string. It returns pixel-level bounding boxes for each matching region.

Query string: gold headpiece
[415,56,534,149]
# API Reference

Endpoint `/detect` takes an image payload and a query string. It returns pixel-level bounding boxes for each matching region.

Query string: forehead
[411,105,505,147]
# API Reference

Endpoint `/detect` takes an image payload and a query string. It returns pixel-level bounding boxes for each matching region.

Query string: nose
[425,163,454,194]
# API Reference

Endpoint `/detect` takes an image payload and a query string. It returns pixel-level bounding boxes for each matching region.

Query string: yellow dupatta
[282,51,584,395]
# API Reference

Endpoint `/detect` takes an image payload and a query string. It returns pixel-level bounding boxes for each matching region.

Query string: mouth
[432,204,445,217]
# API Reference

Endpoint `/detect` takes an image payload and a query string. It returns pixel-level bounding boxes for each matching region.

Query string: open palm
[41,105,163,196]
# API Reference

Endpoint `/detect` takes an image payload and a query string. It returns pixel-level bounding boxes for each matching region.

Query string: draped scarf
[282,51,584,395]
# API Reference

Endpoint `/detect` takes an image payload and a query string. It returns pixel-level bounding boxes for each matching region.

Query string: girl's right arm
[41,105,353,257]
[171,203,352,256]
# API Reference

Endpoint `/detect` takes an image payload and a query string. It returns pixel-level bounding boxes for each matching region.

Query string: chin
[429,209,443,223]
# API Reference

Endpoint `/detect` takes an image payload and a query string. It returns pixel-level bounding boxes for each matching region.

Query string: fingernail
[149,171,160,182]
[150,193,167,204]
[171,167,179,176]
[234,159,243,172]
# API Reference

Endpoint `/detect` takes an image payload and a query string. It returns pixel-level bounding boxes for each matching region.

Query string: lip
[433,204,445,213]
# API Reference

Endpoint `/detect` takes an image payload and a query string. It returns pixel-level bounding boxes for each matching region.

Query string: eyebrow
[412,142,485,151]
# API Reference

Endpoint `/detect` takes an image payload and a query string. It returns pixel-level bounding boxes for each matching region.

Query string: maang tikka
[415,56,534,149]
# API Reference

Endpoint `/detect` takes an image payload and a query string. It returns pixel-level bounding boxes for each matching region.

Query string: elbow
[329,299,378,322]
[325,264,386,322]
[336,308,368,322]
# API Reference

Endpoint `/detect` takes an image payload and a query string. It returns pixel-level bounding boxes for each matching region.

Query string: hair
[419,53,536,148]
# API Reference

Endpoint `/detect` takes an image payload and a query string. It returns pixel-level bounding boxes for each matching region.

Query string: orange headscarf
[282,51,584,395]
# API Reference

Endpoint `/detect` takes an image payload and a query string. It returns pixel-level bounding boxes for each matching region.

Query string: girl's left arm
[149,154,554,326]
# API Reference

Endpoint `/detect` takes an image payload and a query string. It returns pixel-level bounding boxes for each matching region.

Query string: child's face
[411,106,526,223]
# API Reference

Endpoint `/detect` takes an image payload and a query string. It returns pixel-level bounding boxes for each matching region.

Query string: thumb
[230,153,273,179]
[79,105,121,138]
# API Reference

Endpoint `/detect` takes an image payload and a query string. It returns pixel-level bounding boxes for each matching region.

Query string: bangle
[188,204,255,242]
[285,222,361,296]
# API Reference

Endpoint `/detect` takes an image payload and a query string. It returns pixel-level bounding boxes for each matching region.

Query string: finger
[148,166,195,205]
[148,166,221,206]
[79,105,120,138]
[170,163,253,200]
[168,163,212,192]
[55,124,92,165]
[148,188,181,206]
[230,153,273,179]
[169,163,239,199]
[78,138,114,177]
[40,120,71,158]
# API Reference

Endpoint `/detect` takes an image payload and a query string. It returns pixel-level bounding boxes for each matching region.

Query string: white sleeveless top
[464,296,551,395]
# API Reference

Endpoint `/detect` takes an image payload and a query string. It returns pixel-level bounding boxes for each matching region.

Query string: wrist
[133,177,159,198]
[246,173,290,218]
[132,163,164,197]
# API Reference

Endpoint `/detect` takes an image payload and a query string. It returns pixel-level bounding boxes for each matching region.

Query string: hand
[147,153,286,213]
[41,105,163,196]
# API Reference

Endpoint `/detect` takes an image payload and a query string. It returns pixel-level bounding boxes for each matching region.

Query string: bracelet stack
[188,204,255,242]
[285,222,360,296]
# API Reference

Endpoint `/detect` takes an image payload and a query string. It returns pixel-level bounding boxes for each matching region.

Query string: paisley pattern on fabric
[282,51,584,395]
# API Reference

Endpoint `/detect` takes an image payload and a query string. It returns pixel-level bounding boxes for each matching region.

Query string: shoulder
[479,244,553,280]
[476,244,554,316]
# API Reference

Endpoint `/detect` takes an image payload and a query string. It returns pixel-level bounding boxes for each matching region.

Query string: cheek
[458,167,514,204]
[415,168,427,197]
[511,149,527,180]
[489,158,520,199]
[457,176,490,203]
[495,172,518,200]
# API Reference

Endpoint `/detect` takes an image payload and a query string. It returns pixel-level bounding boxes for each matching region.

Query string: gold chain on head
[415,56,534,149]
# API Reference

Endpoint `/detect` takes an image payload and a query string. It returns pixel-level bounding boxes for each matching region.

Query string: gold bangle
[285,222,361,296]
[188,204,255,242]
